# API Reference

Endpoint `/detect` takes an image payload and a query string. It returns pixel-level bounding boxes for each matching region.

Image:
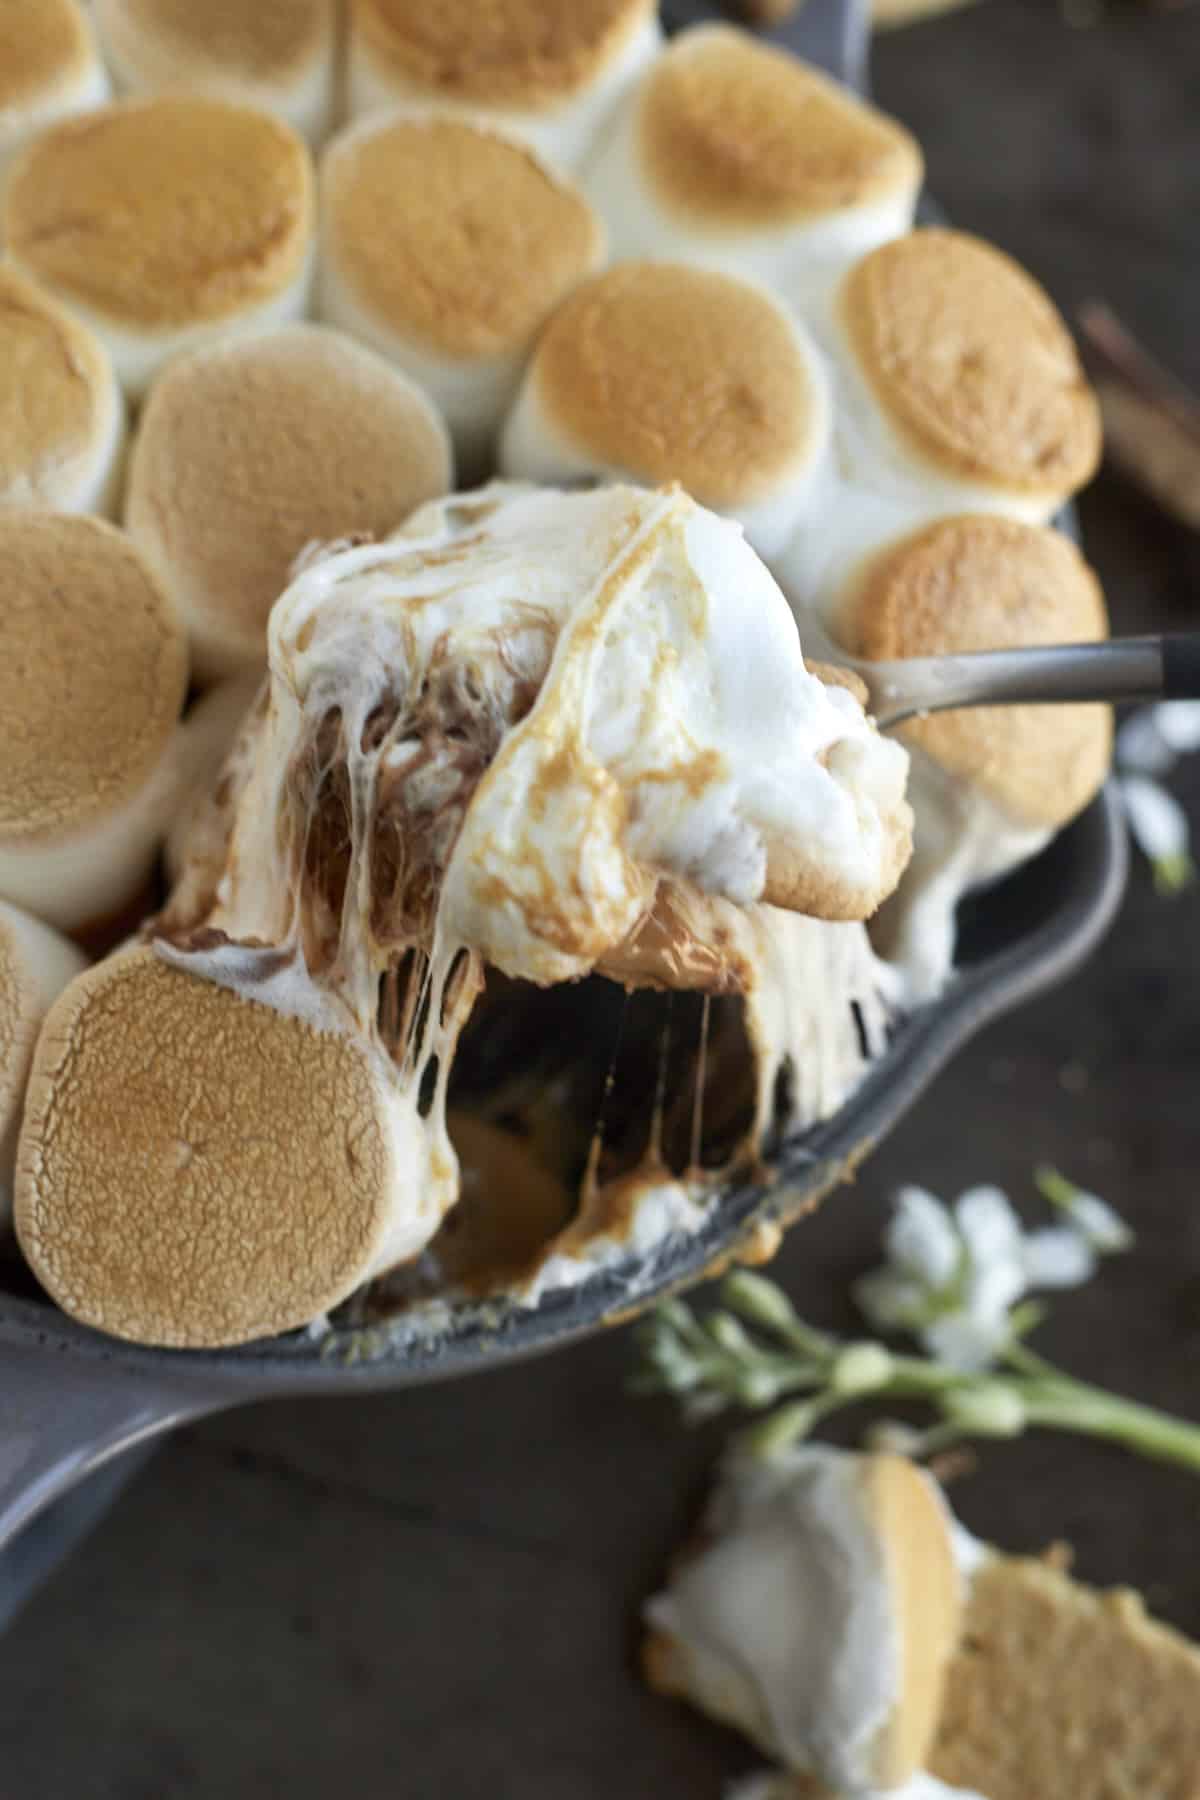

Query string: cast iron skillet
[0,0,1128,1574]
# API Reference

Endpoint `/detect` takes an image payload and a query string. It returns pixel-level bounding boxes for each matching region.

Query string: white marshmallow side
[346,9,662,170]
[316,245,520,476]
[93,2,337,147]
[19,244,317,404]
[498,313,835,561]
[0,744,184,933]
[870,746,1049,1006]
[582,92,916,305]
[770,300,1057,623]
[0,900,87,1216]
[0,56,110,210]
[1,352,127,518]
[163,675,264,889]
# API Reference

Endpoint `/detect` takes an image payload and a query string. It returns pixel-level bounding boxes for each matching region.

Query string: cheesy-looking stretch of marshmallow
[16,484,912,1347]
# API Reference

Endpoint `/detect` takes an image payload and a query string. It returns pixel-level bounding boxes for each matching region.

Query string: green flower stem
[1018,1376,1200,1474]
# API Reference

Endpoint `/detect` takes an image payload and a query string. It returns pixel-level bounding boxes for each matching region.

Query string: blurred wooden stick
[1079,302,1200,531]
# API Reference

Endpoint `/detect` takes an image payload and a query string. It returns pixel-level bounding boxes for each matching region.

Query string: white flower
[886,1184,962,1286]
[1118,775,1194,892]
[855,1175,1131,1374]
[1020,1226,1097,1289]
[1035,1165,1135,1253]
[1117,707,1177,774]
[1116,705,1198,895]
[1154,700,1200,754]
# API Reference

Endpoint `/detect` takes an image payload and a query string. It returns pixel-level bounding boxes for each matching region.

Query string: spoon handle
[870,633,1200,729]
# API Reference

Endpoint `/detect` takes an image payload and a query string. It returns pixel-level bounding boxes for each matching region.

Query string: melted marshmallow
[647,1447,905,1786]
[161,483,908,1285]
[726,1771,986,1800]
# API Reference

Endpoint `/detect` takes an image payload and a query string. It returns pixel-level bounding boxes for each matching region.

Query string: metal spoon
[812,631,1200,731]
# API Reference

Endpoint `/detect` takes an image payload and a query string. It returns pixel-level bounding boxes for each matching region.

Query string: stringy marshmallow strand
[317,112,605,472]
[499,262,833,559]
[0,0,110,193]
[4,96,316,401]
[345,0,663,169]
[93,0,340,146]
[581,25,922,301]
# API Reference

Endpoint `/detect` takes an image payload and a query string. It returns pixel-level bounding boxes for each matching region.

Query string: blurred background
[3,0,1199,1794]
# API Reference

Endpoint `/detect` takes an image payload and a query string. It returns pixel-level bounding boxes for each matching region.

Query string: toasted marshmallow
[583,27,922,298]
[346,0,661,169]
[0,264,126,516]
[22,485,907,1345]
[14,945,443,1347]
[832,229,1101,524]
[318,114,605,472]
[5,96,315,401]
[93,0,339,146]
[0,900,87,1220]
[125,324,453,684]
[840,516,1112,1002]
[0,0,109,190]
[775,229,1103,616]
[499,264,832,558]
[644,1447,963,1791]
[169,483,911,979]
[0,512,189,933]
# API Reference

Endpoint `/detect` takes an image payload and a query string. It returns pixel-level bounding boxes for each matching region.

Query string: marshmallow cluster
[0,2,1108,1348]
[15,485,912,1346]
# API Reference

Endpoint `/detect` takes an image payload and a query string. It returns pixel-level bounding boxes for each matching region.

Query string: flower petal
[1063,1191,1136,1254]
[1154,700,1200,754]
[1117,707,1176,775]
[1022,1226,1097,1289]
[1120,774,1191,864]
[955,1186,1025,1268]
[964,1255,1027,1321]
[886,1185,961,1285]
[853,1266,931,1332]
[923,1310,1009,1373]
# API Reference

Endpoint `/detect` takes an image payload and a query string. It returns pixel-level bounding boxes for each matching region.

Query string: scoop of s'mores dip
[644,1447,1200,1800]
[12,484,913,1349]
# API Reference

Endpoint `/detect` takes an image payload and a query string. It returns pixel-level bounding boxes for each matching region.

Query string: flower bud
[941,1382,1026,1438]
[830,1342,894,1395]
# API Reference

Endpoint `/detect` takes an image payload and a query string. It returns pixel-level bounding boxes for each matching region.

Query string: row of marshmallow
[1,0,662,165]
[2,212,1100,673]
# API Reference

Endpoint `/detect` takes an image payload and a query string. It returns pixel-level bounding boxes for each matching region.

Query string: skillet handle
[0,1335,226,1556]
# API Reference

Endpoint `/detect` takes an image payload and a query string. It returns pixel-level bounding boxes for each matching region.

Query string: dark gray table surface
[3,3,1200,1794]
